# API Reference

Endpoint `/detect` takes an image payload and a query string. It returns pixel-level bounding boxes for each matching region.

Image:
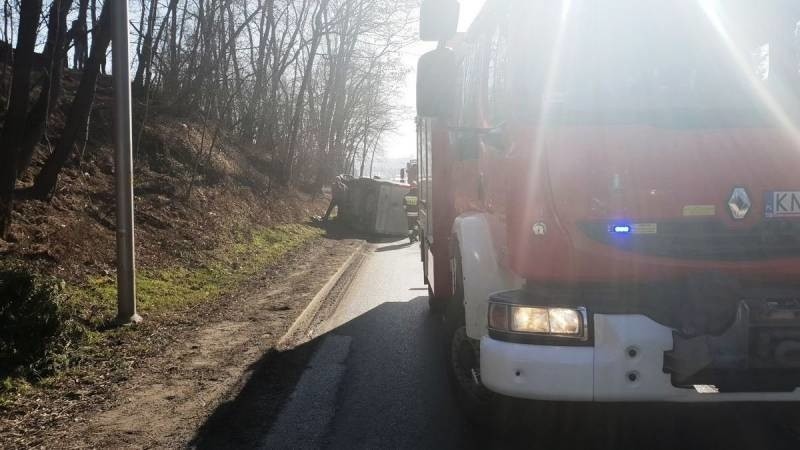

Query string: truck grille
[579,220,800,261]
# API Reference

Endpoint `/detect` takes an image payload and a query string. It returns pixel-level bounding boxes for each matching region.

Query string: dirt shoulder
[0,234,363,449]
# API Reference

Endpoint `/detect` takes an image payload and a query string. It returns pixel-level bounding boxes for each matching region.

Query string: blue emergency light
[612,225,631,234]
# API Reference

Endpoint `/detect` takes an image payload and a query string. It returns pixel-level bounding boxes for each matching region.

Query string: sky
[383,0,486,160]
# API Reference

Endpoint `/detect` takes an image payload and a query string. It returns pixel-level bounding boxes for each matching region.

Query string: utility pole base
[115,313,143,326]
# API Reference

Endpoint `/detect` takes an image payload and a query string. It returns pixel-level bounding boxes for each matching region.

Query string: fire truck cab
[417,0,800,411]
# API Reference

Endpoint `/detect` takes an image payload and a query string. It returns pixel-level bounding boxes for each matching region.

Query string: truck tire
[444,242,500,426]
[423,233,446,315]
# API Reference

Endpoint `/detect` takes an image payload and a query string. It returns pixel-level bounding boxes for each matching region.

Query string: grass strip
[72,224,324,320]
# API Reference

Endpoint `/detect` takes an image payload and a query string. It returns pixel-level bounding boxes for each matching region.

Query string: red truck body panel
[418,0,800,299]
[418,118,455,299]
[505,125,800,283]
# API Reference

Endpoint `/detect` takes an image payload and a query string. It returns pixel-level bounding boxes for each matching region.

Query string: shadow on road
[188,336,324,449]
[374,241,413,252]
[190,296,461,449]
[311,219,408,245]
[482,399,800,450]
[190,293,800,450]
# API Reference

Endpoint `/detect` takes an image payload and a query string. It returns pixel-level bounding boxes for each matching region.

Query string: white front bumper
[480,314,800,402]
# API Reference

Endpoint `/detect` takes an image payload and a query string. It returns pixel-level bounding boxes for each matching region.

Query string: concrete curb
[277,241,366,349]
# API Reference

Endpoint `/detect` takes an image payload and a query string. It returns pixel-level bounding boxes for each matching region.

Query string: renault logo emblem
[532,222,547,236]
[728,187,751,219]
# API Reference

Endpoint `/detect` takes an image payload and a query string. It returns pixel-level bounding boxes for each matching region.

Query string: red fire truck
[417,0,800,414]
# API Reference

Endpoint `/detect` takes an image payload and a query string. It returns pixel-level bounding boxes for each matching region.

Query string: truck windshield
[512,0,800,123]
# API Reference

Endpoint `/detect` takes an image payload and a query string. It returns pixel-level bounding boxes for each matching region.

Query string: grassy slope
[0,224,324,406]
[72,224,324,321]
[0,70,329,406]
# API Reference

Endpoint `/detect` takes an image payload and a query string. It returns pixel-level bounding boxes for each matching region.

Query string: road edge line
[277,241,366,349]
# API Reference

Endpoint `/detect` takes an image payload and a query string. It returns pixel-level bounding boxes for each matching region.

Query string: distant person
[323,175,349,222]
[404,181,419,242]
[71,20,87,70]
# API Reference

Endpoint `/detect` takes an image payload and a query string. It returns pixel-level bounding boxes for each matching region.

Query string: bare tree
[32,0,112,198]
[15,0,76,175]
[0,0,44,238]
[0,0,415,234]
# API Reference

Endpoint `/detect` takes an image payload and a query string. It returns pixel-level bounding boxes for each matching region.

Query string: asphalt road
[262,240,800,450]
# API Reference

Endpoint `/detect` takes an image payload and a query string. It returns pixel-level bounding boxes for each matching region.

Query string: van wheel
[445,243,508,428]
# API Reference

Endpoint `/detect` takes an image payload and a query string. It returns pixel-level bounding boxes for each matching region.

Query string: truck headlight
[489,303,586,338]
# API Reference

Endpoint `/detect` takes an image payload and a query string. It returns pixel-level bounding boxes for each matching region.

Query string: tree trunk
[16,0,75,175]
[358,116,370,177]
[1,0,12,106]
[31,0,111,199]
[240,0,272,142]
[283,0,330,184]
[132,0,158,94]
[90,0,97,28]
[75,0,89,68]
[0,0,43,238]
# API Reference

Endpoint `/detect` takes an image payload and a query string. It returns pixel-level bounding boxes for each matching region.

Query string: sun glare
[525,0,574,226]
[699,0,800,146]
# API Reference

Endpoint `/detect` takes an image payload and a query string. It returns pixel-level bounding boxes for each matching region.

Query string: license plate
[764,191,800,218]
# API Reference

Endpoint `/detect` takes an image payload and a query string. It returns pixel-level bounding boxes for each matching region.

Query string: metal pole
[112,0,141,324]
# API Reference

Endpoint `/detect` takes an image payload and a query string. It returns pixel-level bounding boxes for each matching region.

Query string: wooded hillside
[0,0,415,239]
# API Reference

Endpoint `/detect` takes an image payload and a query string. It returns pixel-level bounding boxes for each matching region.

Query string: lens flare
[698,0,800,147]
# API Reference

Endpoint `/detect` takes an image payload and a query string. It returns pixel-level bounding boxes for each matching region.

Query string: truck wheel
[444,242,517,431]
[445,303,490,424]
[444,244,496,426]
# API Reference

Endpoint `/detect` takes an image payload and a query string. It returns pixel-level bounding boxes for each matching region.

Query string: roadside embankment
[0,222,364,448]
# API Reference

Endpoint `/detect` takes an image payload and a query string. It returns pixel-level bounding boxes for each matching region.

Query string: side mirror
[416,48,458,118]
[420,0,460,42]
